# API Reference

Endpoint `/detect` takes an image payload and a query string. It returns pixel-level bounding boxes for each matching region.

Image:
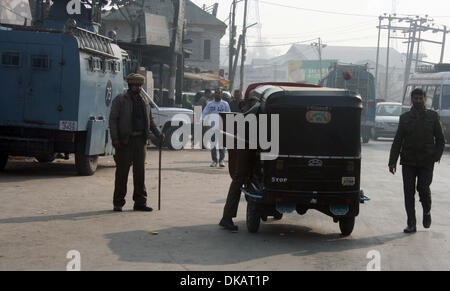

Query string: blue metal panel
[23,44,62,125]
[77,44,125,132]
[0,30,80,130]
[85,118,106,155]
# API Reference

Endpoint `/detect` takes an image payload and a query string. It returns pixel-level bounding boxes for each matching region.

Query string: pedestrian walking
[388,88,445,233]
[202,87,230,167]
[109,73,164,212]
[196,89,213,110]
[229,89,244,112]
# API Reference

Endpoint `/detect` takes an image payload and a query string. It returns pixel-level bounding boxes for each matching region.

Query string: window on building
[203,39,211,60]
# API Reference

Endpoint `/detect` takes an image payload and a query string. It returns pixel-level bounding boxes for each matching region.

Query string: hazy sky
[191,0,450,64]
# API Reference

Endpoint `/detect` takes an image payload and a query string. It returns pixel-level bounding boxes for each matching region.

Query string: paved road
[0,140,449,271]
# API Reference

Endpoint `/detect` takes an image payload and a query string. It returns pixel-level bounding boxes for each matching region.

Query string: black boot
[403,225,417,233]
[219,217,238,231]
[423,212,431,228]
[133,205,153,212]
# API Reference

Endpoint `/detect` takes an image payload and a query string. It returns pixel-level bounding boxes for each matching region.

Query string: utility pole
[311,38,327,79]
[404,19,417,95]
[239,0,248,94]
[385,15,392,99]
[375,16,382,93]
[375,14,449,99]
[441,25,447,63]
[168,0,184,106]
[230,35,243,93]
[229,0,237,87]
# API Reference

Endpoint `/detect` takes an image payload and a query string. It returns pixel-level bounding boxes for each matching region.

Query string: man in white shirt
[201,87,231,167]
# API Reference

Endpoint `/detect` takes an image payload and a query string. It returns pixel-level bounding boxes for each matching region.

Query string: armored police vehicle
[0,1,127,175]
[0,1,193,175]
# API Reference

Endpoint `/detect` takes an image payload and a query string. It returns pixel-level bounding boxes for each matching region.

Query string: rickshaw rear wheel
[246,201,261,233]
[339,217,355,236]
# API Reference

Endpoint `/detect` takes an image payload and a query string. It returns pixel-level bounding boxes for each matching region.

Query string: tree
[108,0,145,42]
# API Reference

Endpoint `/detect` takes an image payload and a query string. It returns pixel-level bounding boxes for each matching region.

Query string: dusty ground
[0,142,449,271]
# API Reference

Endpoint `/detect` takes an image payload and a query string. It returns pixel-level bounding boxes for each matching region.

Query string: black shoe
[423,213,431,228]
[219,217,238,231]
[133,205,153,212]
[113,206,122,212]
[403,225,417,233]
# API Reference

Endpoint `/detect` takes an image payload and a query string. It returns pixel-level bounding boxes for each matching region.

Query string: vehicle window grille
[31,55,50,69]
[1,52,20,66]
[72,27,116,59]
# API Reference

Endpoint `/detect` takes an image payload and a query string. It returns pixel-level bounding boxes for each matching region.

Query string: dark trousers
[113,135,148,207]
[211,133,225,162]
[223,150,251,219]
[402,163,434,227]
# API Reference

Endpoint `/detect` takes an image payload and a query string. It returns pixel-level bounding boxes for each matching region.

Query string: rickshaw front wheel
[246,201,261,233]
[339,217,355,236]
[273,211,283,220]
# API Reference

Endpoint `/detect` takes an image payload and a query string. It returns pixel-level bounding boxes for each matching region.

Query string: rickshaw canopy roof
[248,84,362,110]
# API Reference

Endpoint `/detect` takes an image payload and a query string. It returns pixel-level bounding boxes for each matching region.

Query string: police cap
[126,73,145,85]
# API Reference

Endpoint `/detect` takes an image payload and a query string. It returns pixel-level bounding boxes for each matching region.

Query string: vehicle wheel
[246,201,261,233]
[35,153,56,163]
[75,135,98,176]
[339,217,355,236]
[164,125,184,150]
[0,153,8,171]
[273,211,283,220]
[75,153,98,176]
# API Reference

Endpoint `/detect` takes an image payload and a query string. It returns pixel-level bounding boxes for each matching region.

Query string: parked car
[372,102,402,140]
[141,90,193,150]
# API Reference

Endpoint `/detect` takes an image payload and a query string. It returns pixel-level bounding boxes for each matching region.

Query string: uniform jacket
[109,90,161,144]
[389,108,445,167]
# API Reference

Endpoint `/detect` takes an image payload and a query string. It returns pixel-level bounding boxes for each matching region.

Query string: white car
[141,90,194,149]
[372,102,402,140]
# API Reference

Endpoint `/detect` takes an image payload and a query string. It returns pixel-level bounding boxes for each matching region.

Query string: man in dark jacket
[389,88,445,233]
[109,73,163,212]
[229,89,244,112]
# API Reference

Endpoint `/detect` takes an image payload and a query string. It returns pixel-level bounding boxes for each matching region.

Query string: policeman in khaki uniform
[389,88,445,233]
[109,73,163,212]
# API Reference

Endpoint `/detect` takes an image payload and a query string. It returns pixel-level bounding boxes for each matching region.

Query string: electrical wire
[244,37,321,47]
[252,20,376,39]
[259,0,378,18]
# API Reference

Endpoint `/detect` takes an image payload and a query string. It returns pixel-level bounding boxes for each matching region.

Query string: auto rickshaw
[223,82,369,236]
